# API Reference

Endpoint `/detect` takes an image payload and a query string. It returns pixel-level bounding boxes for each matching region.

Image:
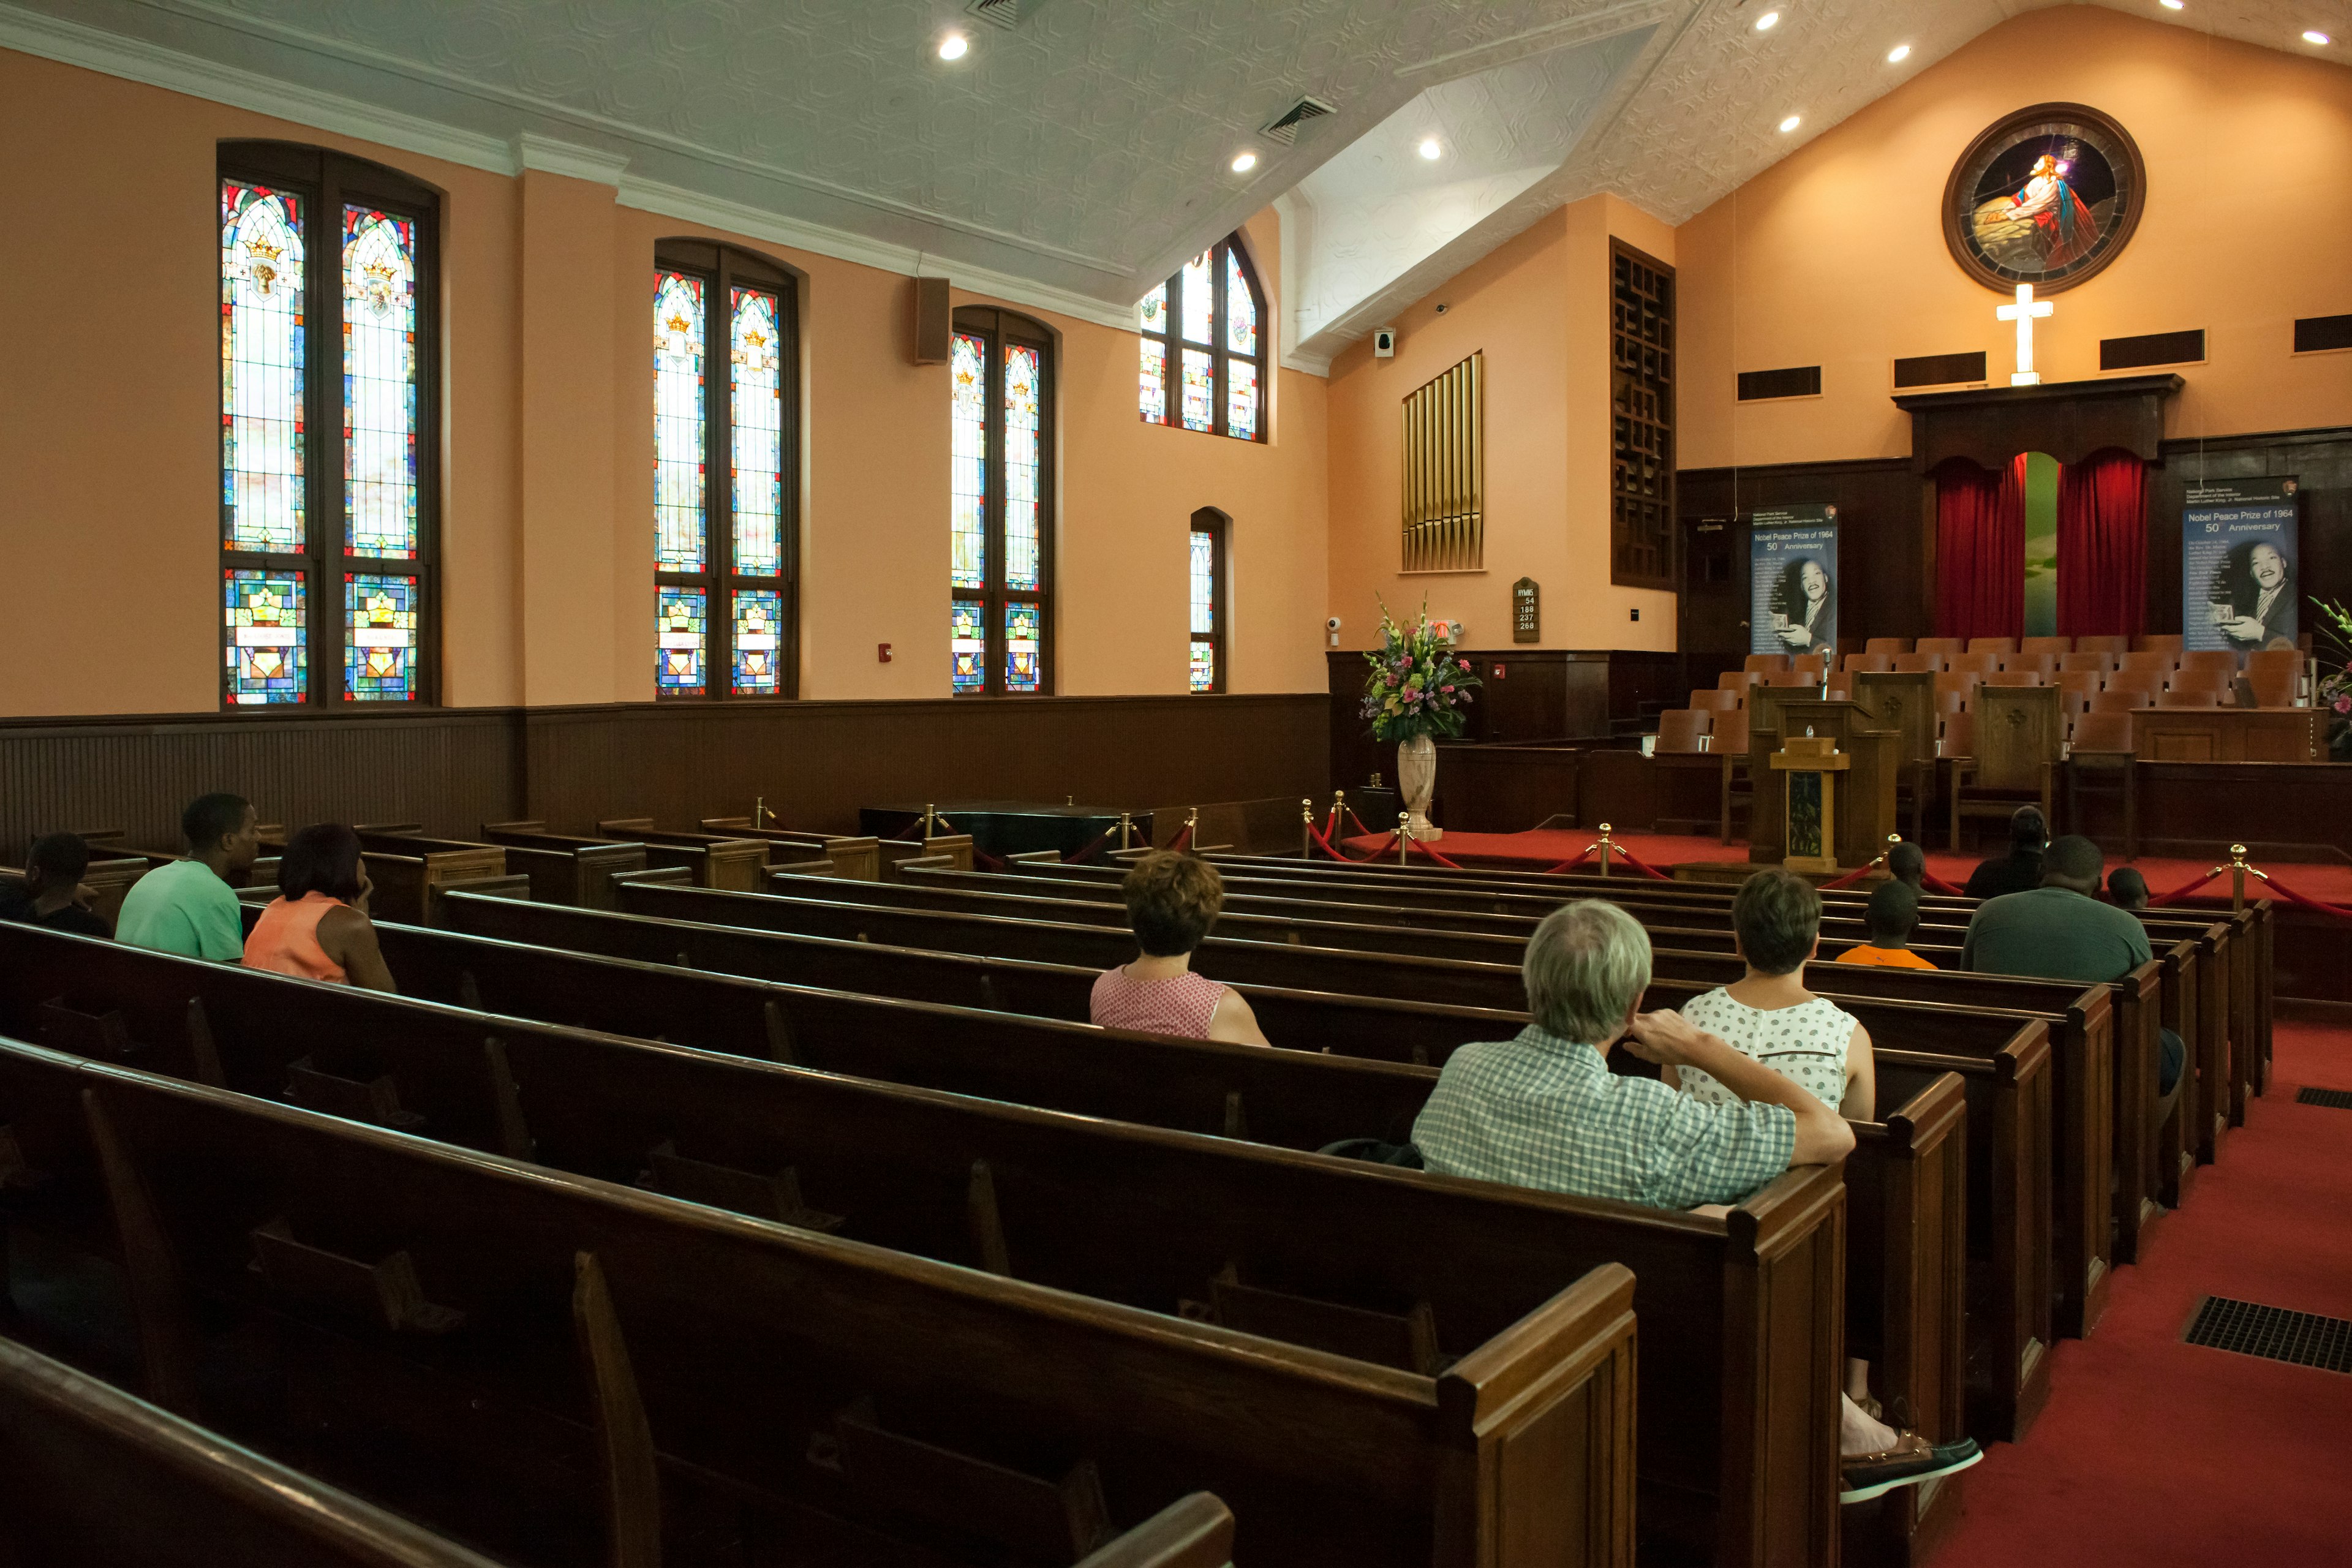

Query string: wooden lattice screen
[1610,241,1675,589]
[1400,352,1484,573]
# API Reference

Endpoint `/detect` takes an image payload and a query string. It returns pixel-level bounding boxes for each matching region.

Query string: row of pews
[2,810,2272,1567]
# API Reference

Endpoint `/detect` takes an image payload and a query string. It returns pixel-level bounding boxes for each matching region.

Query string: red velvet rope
[1346,807,1380,839]
[1922,870,1967,897]
[1166,823,1193,854]
[1817,862,1877,891]
[2147,868,2225,907]
[1606,844,1676,882]
[1065,825,1123,865]
[2237,874,2352,922]
[1307,819,1400,864]
[1542,846,1598,875]
[1418,840,1467,870]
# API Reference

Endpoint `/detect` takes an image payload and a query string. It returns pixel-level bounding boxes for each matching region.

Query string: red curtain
[1934,454,2026,641]
[2056,448,2147,640]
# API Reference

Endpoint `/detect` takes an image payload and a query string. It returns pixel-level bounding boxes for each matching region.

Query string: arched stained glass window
[1138,235,1265,442]
[651,241,798,699]
[1189,508,1229,693]
[950,307,1055,695]
[219,143,439,707]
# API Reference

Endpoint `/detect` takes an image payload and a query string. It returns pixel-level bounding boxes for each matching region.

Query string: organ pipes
[1400,352,1483,573]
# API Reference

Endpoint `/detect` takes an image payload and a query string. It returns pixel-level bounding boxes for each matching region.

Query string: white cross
[1997,283,2054,386]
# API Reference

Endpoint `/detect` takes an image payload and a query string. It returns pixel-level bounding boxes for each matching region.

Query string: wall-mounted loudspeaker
[1373,328,1396,358]
[913,276,952,364]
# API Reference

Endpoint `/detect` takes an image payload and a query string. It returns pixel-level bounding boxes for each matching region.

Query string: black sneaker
[1839,1433,1983,1503]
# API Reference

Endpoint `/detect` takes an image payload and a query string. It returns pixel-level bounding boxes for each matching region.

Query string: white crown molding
[1282,346,1336,377]
[616,175,1136,335]
[513,132,628,187]
[0,2,518,175]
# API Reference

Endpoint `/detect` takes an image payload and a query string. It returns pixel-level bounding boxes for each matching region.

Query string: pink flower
[1441,684,1455,693]
[1458,658,1471,671]
[2335,695,2351,715]
[1385,674,1398,687]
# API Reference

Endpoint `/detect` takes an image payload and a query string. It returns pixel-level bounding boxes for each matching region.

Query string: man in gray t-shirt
[1964,834,2180,1092]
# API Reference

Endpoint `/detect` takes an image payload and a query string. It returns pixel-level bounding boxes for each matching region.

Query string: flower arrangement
[2310,595,2352,720]
[1360,600,1482,741]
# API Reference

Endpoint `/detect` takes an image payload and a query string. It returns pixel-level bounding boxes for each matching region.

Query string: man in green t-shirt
[114,794,261,962]
[1962,834,2182,1093]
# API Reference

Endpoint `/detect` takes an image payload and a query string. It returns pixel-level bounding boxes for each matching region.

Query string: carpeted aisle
[1937,1022,2352,1566]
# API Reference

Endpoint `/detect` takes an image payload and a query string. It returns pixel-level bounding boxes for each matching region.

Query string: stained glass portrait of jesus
[1943,104,2143,294]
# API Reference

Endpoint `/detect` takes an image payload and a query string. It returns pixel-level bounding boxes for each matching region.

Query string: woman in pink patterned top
[1090,851,1270,1046]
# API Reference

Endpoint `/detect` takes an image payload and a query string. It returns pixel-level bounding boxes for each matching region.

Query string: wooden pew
[0,1031,1660,1568]
[588,820,776,892]
[0,1335,515,1568]
[879,835,977,880]
[703,818,884,881]
[397,825,648,911]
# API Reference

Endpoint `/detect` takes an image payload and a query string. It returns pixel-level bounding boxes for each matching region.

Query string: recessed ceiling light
[2304,29,2332,44]
[1779,114,1801,132]
[1230,150,1259,173]
[1417,137,1443,160]
[937,32,968,60]
[2158,1,2184,9]
[1887,43,1911,62]
[1755,10,1781,31]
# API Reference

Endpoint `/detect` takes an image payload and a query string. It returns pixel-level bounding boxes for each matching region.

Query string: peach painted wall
[0,47,1327,717]
[1324,192,1678,655]
[1679,6,2352,470]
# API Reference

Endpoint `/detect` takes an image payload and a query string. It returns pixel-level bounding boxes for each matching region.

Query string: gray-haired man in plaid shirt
[1412,899,1979,1504]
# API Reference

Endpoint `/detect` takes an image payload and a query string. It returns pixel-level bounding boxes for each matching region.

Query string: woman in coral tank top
[243,824,397,992]
[1090,850,1268,1046]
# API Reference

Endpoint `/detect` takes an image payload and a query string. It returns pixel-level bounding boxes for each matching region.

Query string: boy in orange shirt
[1837,881,1939,970]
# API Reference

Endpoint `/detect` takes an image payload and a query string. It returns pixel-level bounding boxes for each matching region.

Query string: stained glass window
[224,568,307,705]
[344,573,419,701]
[654,271,707,575]
[653,244,796,701]
[656,587,708,697]
[1005,603,1042,692]
[731,288,785,577]
[1136,235,1265,443]
[732,588,783,696]
[950,331,988,591]
[342,208,418,559]
[1180,349,1214,432]
[949,308,1053,695]
[951,600,986,693]
[221,183,307,554]
[1188,511,1226,694]
[219,146,440,708]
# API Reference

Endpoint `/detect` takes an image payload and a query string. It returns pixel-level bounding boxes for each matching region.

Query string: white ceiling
[6,0,2343,361]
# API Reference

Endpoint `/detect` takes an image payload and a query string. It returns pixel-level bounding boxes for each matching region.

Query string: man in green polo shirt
[1962,834,2182,1093]
[115,793,261,962]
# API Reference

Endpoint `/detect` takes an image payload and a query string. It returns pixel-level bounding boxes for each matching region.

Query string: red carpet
[1334,827,2352,905]
[1937,1022,2352,1566]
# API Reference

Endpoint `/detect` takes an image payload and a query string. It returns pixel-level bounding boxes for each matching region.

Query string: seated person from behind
[0,833,111,938]
[1677,870,1877,1115]
[243,824,396,992]
[2107,867,2150,911]
[1090,850,1267,1046]
[1964,835,2181,1095]
[1838,881,1938,970]
[115,791,262,962]
[1963,805,2047,900]
[1886,841,1927,893]
[1412,899,1975,1501]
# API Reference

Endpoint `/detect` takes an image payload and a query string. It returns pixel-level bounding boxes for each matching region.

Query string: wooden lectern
[1770,733,1852,873]
[1746,698,1901,868]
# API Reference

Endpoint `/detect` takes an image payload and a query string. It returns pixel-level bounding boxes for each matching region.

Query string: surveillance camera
[1326,616,1343,631]
[1434,303,1450,315]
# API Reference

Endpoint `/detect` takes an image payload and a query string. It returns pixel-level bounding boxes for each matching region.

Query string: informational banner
[1750,505,1840,657]
[2182,478,2299,653]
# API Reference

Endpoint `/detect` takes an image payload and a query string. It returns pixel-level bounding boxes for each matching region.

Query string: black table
[860,801,1153,860]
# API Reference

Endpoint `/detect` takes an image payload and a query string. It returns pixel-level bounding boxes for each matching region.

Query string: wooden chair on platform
[2165,668,2236,702]
[2067,709,2139,857]
[1689,687,1741,712]
[1935,670,1980,708]
[2177,650,2239,681]
[1864,636,1910,654]
[2003,652,2058,679]
[1657,708,1714,753]
[2133,634,2184,654]
[1854,669,1941,849]
[2157,688,2221,708]
[1967,636,2018,657]
[1950,685,2062,851]
[2074,634,2130,656]
[1933,688,1965,719]
[1842,652,1893,674]
[1717,669,1763,702]
[2020,635,2072,656]
[1744,652,1793,674]
[2244,647,2301,683]
[1714,708,1752,843]
[1950,650,2000,677]
[2057,671,2103,713]
[1825,674,1852,700]
[1790,654,1828,680]
[2119,649,2177,679]
[2243,655,2299,707]
[1916,636,1965,658]
[2059,650,2117,676]
[1892,651,1945,674]
[1938,709,1972,758]
[1985,669,2045,687]
[1763,669,1817,688]
[2090,688,2153,713]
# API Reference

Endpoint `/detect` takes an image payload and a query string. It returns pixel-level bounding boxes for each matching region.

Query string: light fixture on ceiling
[1417,137,1443,160]
[2158,1,2184,9]
[1778,114,1801,132]
[937,32,969,60]
[2303,29,2332,43]
[1231,150,1259,173]
[1755,10,1781,31]
[1887,43,1911,62]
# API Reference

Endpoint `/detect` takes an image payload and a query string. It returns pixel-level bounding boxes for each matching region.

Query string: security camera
[1372,328,1395,358]
[1325,616,1343,631]
[1434,303,1450,315]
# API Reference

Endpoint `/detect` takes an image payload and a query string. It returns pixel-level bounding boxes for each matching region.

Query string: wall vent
[2293,314,2352,354]
[1894,351,1988,389]
[1263,97,1336,145]
[1736,365,1822,401]
[964,0,1049,29]
[2100,329,2205,371]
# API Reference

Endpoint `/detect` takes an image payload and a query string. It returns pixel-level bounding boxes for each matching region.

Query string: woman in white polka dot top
[1672,869,1874,1120]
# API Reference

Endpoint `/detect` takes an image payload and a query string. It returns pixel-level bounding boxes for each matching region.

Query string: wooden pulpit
[1851,670,1939,846]
[1746,699,1901,868]
[1770,734,1851,873]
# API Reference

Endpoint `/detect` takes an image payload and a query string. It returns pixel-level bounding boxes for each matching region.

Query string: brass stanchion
[1184,807,1199,851]
[1117,812,1134,853]
[1397,812,1414,865]
[1300,797,1315,859]
[1597,823,1613,879]
[1329,788,1346,844]
[2230,843,2249,914]
[921,802,937,844]
[754,796,768,829]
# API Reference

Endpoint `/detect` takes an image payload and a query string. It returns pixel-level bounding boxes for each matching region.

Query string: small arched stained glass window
[1137,235,1266,442]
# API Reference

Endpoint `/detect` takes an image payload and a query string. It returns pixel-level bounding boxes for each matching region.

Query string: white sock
[1839,1392,1901,1457]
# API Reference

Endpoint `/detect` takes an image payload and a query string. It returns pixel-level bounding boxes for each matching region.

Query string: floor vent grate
[2182,1297,2352,1373]
[2294,1087,2352,1109]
